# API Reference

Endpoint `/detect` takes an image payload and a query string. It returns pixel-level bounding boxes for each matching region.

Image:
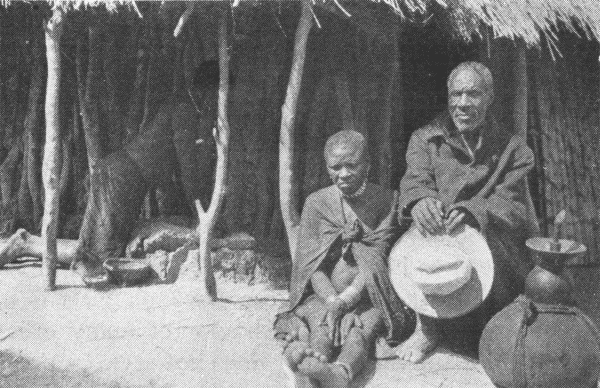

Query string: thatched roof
[4,0,600,49]
[446,0,600,49]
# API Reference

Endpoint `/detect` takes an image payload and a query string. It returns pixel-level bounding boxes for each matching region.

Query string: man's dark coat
[399,113,540,309]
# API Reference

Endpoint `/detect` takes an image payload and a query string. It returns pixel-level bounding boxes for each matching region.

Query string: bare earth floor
[0,262,598,388]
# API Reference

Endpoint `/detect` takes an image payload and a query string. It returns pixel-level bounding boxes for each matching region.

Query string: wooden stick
[279,1,313,262]
[41,8,64,291]
[551,209,566,251]
[131,1,143,19]
[194,6,231,301]
[173,2,195,38]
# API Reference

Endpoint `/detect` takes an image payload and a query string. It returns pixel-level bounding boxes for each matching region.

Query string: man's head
[324,130,370,196]
[447,62,494,133]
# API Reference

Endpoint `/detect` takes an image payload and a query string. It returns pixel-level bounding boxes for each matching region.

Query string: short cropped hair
[447,61,494,94]
[324,130,369,163]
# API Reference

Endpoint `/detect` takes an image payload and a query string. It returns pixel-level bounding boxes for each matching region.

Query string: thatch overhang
[445,0,600,51]
[4,0,600,51]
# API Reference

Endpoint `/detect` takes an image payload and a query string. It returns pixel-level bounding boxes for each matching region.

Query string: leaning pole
[194,7,231,301]
[279,1,313,262]
[41,8,64,291]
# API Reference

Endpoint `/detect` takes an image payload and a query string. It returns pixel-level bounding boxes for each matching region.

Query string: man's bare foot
[396,315,441,364]
[0,229,29,268]
[297,356,350,388]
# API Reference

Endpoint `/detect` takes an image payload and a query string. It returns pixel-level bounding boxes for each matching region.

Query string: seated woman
[274,130,415,388]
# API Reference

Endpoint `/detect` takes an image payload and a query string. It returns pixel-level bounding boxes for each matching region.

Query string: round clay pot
[479,237,600,388]
[480,295,600,388]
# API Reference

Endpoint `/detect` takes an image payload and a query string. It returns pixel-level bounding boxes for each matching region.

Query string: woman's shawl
[281,184,415,344]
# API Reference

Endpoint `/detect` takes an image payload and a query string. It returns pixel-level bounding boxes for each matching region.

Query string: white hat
[389,225,494,319]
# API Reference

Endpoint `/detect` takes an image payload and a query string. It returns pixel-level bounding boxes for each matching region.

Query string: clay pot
[479,237,600,388]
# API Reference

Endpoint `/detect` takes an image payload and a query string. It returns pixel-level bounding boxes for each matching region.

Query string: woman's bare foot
[284,341,328,370]
[280,322,310,351]
[396,315,441,364]
[297,356,350,388]
[283,341,310,372]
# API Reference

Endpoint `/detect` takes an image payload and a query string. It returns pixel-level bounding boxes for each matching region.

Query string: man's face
[326,144,369,196]
[448,69,493,133]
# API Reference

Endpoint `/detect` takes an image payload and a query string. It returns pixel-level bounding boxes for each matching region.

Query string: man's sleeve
[398,132,439,215]
[450,136,535,235]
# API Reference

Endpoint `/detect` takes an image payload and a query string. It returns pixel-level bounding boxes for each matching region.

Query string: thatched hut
[0,0,598,290]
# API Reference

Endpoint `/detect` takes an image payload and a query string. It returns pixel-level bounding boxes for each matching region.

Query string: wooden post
[194,7,231,301]
[279,2,313,261]
[41,8,64,291]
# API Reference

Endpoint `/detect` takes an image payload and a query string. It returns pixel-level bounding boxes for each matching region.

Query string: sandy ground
[0,261,598,388]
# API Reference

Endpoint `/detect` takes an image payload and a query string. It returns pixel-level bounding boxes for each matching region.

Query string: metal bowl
[103,258,151,286]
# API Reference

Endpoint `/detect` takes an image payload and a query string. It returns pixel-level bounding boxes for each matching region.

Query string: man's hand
[445,208,477,233]
[411,197,445,235]
[444,209,465,233]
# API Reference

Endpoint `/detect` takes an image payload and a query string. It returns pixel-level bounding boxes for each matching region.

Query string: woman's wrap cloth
[275,184,415,345]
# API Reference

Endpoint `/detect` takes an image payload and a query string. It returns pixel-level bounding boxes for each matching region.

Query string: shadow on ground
[0,350,133,388]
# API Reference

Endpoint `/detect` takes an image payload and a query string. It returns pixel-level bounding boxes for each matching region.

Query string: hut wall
[472,36,600,264]
[529,37,600,264]
[1,4,599,264]
[223,5,293,241]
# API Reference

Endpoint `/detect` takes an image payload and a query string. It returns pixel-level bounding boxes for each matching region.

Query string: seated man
[275,130,414,388]
[395,61,539,363]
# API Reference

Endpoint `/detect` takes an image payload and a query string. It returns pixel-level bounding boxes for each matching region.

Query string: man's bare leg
[0,229,79,268]
[396,314,441,363]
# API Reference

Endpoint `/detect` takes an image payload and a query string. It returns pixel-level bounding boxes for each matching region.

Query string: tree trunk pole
[41,9,64,291]
[194,7,231,301]
[279,2,312,261]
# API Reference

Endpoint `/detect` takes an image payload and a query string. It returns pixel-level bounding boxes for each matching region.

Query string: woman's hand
[340,312,363,345]
[321,297,347,343]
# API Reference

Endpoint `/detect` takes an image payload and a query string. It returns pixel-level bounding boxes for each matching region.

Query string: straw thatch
[446,0,600,50]
[3,0,600,50]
